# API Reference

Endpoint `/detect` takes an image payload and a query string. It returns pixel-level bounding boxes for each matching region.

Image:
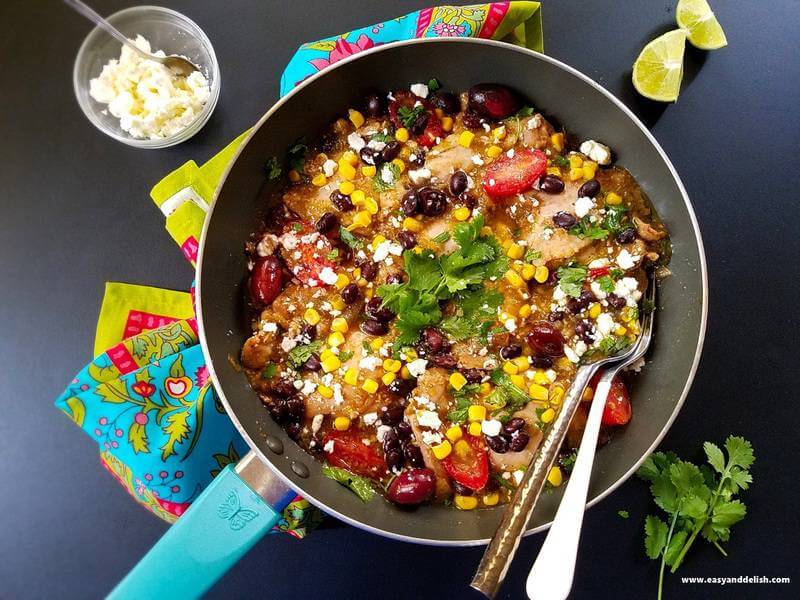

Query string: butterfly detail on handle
[217,490,259,530]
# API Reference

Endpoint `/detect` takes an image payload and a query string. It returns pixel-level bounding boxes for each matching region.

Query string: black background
[1,1,798,598]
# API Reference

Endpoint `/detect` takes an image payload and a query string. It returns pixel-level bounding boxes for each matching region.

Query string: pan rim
[195,36,708,546]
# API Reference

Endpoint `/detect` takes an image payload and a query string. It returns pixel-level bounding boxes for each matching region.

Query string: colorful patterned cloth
[56,2,542,531]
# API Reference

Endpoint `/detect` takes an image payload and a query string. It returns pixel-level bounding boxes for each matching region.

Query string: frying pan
[110,38,707,599]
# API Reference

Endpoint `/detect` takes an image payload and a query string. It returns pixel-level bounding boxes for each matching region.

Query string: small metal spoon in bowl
[64,0,200,77]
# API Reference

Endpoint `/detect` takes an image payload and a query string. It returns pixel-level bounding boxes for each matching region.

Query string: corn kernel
[468,422,483,436]
[487,145,503,158]
[504,269,525,288]
[569,167,584,181]
[468,405,487,422]
[547,466,563,487]
[533,370,550,386]
[540,408,556,424]
[321,355,341,373]
[328,332,345,347]
[351,189,366,205]
[479,382,492,396]
[530,266,547,284]
[333,416,351,431]
[338,181,355,195]
[434,108,444,119]
[615,326,628,336]
[454,495,479,510]
[441,116,454,132]
[361,378,379,394]
[303,308,320,325]
[445,425,463,442]
[331,297,345,311]
[370,235,386,250]
[589,303,602,319]
[528,383,549,401]
[378,371,395,387]
[582,387,594,401]
[317,385,333,399]
[510,374,526,389]
[503,361,519,376]
[550,133,564,152]
[402,217,422,232]
[342,150,359,166]
[383,359,402,373]
[449,372,468,391]
[454,440,471,458]
[518,304,532,318]
[348,109,365,128]
[365,287,374,299]
[288,169,301,183]
[395,127,409,143]
[348,211,371,229]
[399,146,411,160]
[366,338,382,352]
[492,126,507,141]
[400,365,412,380]
[546,166,561,176]
[391,158,405,173]
[605,192,622,205]
[363,197,379,215]
[569,154,584,169]
[550,385,565,406]
[338,159,356,180]
[521,264,536,281]
[506,243,524,260]
[311,173,327,187]
[432,441,452,460]
[583,161,598,180]
[361,165,377,177]
[343,368,359,386]
[458,130,475,148]
[511,356,528,372]
[483,492,500,506]
[453,206,471,221]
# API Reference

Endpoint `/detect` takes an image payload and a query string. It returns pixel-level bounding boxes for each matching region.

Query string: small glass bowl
[73,5,220,149]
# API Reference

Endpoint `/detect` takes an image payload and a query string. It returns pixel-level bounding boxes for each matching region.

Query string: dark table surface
[2,1,798,598]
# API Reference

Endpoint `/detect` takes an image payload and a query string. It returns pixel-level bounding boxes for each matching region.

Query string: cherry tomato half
[590,373,632,426]
[322,430,386,478]
[441,433,489,491]
[482,148,547,198]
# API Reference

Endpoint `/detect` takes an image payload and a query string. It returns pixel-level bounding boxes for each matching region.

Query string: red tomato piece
[588,266,611,280]
[441,433,489,491]
[482,148,548,198]
[281,222,336,286]
[417,115,444,148]
[322,431,386,478]
[589,373,632,426]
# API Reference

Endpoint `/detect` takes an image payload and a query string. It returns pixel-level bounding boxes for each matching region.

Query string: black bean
[410,112,429,135]
[299,324,317,342]
[578,179,601,198]
[449,171,468,196]
[483,477,500,493]
[421,327,446,354]
[615,227,636,244]
[503,417,526,434]
[365,93,385,117]
[452,481,473,496]
[607,293,626,310]
[462,110,486,130]
[575,320,595,344]
[403,443,425,468]
[431,92,460,114]
[395,421,413,440]
[486,435,509,453]
[285,422,302,440]
[538,174,565,194]
[359,147,378,165]
[385,449,404,471]
[500,343,522,359]
[330,190,354,212]
[547,311,565,323]
[366,297,395,322]
[382,428,400,452]
[409,152,427,168]
[389,379,415,398]
[285,395,306,422]
[340,283,360,304]
[302,355,321,372]
[361,319,388,336]
[397,230,417,250]
[380,141,402,163]
[553,211,578,229]
[380,405,404,426]
[458,191,477,209]
[508,431,530,452]
[463,369,484,384]
[401,190,420,216]
[315,212,338,234]
[419,186,448,216]
[429,353,457,370]
[359,261,378,281]
[567,290,595,314]
[270,380,296,398]
[530,354,554,369]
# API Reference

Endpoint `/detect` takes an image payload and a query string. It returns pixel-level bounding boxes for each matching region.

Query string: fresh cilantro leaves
[487,370,533,422]
[321,463,375,502]
[556,264,588,298]
[597,275,616,294]
[370,132,395,144]
[551,155,570,168]
[427,78,441,92]
[261,362,278,379]
[524,248,542,263]
[516,106,535,117]
[287,139,308,174]
[569,217,610,240]
[447,384,480,423]
[287,341,322,370]
[618,510,630,519]
[637,437,755,599]
[339,227,363,249]
[397,105,425,129]
[432,231,451,244]
[440,287,503,341]
[264,157,281,180]
[598,335,632,356]
[603,204,629,234]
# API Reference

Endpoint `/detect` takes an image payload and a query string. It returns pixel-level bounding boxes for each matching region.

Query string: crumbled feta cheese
[527,114,543,129]
[564,346,580,363]
[311,414,324,434]
[408,167,432,185]
[590,280,609,300]
[280,336,299,352]
[541,227,554,240]
[380,164,395,185]
[513,470,525,484]
[261,322,278,333]
[614,277,642,307]
[322,159,338,177]
[323,439,335,453]
[596,313,616,336]
[574,196,595,218]
[422,431,443,446]
[410,83,429,98]
[406,358,428,378]
[359,356,382,371]
[318,267,338,285]
[362,412,378,426]
[471,155,485,166]
[588,258,610,269]
[256,234,279,257]
[417,410,442,429]
[616,249,641,270]
[347,132,366,152]
[481,420,502,437]
[300,380,317,395]
[545,369,557,382]
[367,139,387,151]
[376,425,392,443]
[579,140,612,165]
[504,318,517,332]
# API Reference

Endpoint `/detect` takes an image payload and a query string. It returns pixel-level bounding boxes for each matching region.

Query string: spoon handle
[63,0,152,61]
[524,374,612,600]
[471,364,598,599]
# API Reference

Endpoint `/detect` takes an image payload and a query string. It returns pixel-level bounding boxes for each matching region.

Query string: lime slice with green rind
[632,29,688,102]
[676,0,728,50]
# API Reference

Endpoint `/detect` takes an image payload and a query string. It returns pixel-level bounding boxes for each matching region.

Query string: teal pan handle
[108,453,294,600]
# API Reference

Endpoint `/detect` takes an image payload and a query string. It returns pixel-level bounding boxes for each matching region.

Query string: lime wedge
[632,29,687,102]
[676,0,727,50]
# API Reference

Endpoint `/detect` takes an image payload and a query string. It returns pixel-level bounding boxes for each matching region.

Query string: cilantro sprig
[556,264,588,298]
[637,437,755,600]
[397,105,426,129]
[321,463,375,502]
[287,341,322,370]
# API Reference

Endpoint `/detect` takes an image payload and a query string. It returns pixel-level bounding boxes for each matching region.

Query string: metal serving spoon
[64,0,200,77]
[525,275,656,600]
[471,278,655,599]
